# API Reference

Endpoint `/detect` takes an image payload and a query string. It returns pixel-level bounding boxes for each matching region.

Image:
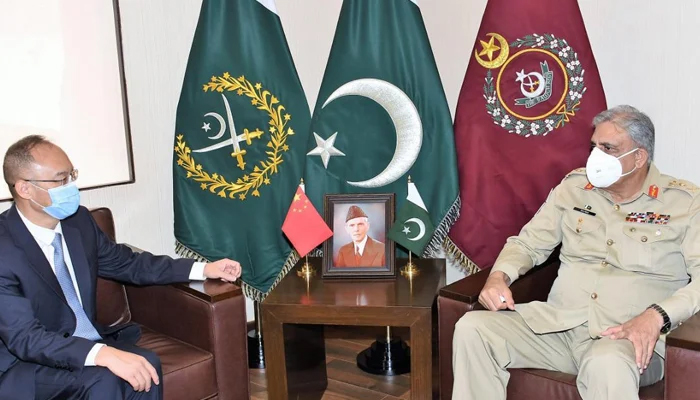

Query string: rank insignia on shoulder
[625,212,670,225]
[667,179,699,193]
[584,183,594,190]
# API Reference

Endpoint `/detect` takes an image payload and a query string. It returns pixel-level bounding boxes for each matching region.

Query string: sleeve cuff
[85,343,106,366]
[189,262,207,281]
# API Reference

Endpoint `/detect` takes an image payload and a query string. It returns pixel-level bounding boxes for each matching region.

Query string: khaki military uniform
[452,164,700,400]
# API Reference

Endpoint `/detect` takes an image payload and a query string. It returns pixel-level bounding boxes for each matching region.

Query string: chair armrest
[125,281,249,400]
[439,258,561,306]
[665,311,700,400]
[437,258,560,400]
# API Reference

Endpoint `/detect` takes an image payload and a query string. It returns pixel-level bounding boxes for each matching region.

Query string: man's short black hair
[3,135,52,197]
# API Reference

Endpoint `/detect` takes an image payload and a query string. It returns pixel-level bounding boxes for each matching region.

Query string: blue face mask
[30,182,80,220]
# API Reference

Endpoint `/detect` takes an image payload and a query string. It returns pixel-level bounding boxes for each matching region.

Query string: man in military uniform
[452,105,700,400]
[335,205,386,267]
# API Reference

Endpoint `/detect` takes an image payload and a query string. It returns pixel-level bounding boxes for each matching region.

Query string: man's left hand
[203,259,242,282]
[601,308,663,374]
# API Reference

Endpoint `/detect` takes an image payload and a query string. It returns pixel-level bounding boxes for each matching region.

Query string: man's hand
[478,271,515,311]
[601,308,663,374]
[94,346,159,392]
[204,258,241,282]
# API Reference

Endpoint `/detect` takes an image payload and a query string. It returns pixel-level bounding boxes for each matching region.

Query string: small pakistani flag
[388,179,435,256]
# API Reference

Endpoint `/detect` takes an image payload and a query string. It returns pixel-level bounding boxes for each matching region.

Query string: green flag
[173,0,310,299]
[304,0,459,256]
[388,180,435,256]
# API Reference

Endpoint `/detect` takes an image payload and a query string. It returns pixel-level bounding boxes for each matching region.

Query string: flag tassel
[423,195,461,257]
[442,236,480,276]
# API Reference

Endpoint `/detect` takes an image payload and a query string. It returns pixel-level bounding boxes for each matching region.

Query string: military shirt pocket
[562,211,603,247]
[620,225,677,272]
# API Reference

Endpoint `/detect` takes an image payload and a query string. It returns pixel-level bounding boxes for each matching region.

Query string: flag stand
[400,251,420,278]
[357,325,411,375]
[357,257,416,376]
[296,254,315,278]
[247,301,265,369]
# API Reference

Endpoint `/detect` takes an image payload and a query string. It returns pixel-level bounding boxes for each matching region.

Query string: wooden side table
[262,257,446,399]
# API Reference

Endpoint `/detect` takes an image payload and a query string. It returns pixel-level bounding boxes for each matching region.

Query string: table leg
[410,311,433,399]
[262,307,289,399]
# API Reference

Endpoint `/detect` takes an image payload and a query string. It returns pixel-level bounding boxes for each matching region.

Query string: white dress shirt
[17,209,206,366]
[354,235,368,256]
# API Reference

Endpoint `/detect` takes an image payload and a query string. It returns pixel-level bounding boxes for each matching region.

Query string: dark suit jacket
[0,205,193,395]
[335,236,386,267]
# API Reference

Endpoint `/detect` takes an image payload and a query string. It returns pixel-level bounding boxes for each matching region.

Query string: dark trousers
[30,341,162,400]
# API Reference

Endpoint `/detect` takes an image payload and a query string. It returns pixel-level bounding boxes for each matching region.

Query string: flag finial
[408,175,412,183]
[300,178,305,185]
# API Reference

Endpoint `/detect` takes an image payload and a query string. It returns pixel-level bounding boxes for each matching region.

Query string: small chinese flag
[282,184,332,257]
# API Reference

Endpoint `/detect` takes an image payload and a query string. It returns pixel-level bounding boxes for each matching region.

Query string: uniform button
[601,261,608,267]
[63,332,69,338]
[641,236,648,242]
[591,293,598,300]
[630,227,636,232]
[576,228,582,233]
[614,204,620,211]
[606,239,614,246]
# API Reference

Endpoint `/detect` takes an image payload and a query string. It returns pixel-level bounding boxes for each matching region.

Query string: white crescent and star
[309,78,423,188]
[403,217,426,241]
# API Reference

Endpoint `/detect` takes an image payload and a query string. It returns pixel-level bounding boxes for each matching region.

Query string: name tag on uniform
[573,207,596,216]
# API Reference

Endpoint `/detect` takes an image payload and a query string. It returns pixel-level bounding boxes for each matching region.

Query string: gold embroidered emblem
[175,73,294,200]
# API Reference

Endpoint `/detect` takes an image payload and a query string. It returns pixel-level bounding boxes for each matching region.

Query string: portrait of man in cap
[335,205,386,267]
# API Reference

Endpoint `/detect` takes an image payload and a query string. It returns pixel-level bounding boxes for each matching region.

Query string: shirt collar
[578,163,664,203]
[355,235,369,255]
[640,163,664,202]
[17,208,63,248]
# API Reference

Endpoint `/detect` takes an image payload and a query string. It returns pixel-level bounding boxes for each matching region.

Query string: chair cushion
[507,369,664,400]
[137,328,218,400]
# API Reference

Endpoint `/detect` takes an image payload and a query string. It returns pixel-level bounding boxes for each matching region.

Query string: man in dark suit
[335,205,385,267]
[0,135,242,399]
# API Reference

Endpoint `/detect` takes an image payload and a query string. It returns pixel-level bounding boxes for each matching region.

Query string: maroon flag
[447,0,606,271]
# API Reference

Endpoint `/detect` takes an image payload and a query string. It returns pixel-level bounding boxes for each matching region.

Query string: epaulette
[665,178,700,196]
[564,167,586,180]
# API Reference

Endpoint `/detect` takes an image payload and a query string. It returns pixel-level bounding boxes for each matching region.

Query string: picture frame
[322,193,396,279]
[0,0,135,201]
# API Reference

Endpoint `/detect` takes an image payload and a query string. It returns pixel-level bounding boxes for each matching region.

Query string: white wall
[2,0,699,319]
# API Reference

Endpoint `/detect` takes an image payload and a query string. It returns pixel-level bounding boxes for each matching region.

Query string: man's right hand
[94,346,159,392]
[478,271,515,311]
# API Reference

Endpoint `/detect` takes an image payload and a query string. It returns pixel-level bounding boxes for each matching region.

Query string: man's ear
[635,148,649,168]
[13,180,33,200]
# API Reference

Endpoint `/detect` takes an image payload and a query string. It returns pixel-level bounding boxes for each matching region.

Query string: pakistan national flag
[388,180,435,256]
[304,0,459,256]
[173,0,310,299]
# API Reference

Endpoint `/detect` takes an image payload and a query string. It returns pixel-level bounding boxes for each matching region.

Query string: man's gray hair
[592,105,655,164]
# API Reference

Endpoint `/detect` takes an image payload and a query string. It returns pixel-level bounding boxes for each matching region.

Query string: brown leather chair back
[90,207,132,327]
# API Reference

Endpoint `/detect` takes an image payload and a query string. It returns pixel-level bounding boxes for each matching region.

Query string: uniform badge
[625,212,670,225]
[584,183,594,190]
[648,185,659,199]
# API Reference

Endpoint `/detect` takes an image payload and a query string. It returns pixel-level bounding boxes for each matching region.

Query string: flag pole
[296,178,317,278]
[400,176,419,278]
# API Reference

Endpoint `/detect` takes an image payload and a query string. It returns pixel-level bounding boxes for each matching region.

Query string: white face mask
[586,147,639,188]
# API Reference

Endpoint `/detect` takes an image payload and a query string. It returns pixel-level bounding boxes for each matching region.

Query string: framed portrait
[322,193,395,279]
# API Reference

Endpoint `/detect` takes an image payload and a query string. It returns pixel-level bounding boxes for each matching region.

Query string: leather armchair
[438,259,700,400]
[91,208,250,400]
